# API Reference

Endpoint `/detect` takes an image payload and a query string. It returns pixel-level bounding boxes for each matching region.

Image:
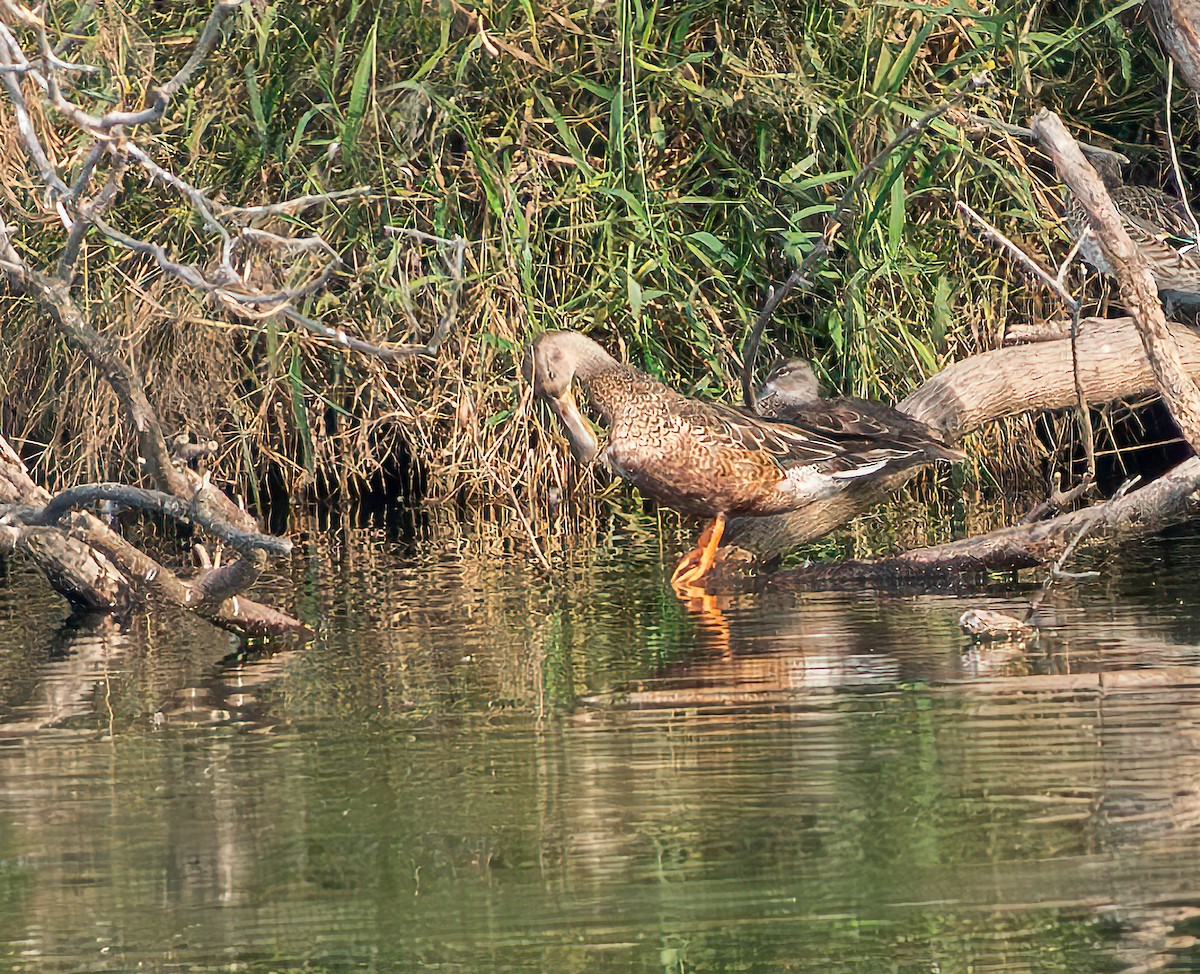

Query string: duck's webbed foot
[670,513,727,592]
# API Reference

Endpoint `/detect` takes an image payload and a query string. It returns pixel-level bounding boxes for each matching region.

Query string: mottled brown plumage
[526,332,963,587]
[1064,185,1200,306]
[756,358,962,450]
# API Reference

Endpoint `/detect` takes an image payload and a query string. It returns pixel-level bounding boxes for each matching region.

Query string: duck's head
[523,331,617,465]
[760,358,821,405]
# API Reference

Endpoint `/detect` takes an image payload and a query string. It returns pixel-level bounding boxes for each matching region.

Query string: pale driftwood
[1003,319,1077,344]
[1147,0,1200,97]
[0,438,131,610]
[903,316,1200,440]
[724,315,1200,558]
[34,483,291,555]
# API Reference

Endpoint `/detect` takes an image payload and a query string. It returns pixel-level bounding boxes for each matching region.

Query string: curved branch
[740,93,967,408]
[34,483,292,555]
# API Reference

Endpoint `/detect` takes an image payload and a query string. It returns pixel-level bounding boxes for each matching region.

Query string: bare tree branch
[740,91,969,409]
[0,0,428,639]
[0,31,68,194]
[1030,108,1200,450]
[957,201,1078,309]
[956,199,1096,477]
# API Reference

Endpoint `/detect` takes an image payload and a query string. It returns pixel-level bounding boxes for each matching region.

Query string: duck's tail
[828,436,964,482]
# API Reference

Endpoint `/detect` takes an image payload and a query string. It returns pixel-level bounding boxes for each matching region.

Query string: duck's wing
[690,399,955,478]
[1117,187,1199,251]
[765,398,905,439]
[695,399,847,468]
[783,399,962,453]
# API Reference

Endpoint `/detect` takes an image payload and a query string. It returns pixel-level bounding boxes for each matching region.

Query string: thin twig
[499,477,552,572]
[741,92,968,408]
[1165,59,1200,246]
[956,200,1096,476]
[65,141,104,201]
[959,111,1130,171]
[223,186,371,220]
[1025,475,1137,621]
[57,160,124,277]
[957,201,1079,309]
[1068,300,1096,478]
[1015,472,1096,525]
[277,307,443,360]
[0,33,69,195]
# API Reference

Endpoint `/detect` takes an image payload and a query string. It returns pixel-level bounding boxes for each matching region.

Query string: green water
[3,514,1200,973]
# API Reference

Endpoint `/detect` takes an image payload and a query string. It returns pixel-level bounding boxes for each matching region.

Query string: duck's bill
[548,390,598,464]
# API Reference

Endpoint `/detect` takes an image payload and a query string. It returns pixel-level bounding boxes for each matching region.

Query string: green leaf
[532,88,596,177]
[627,272,643,319]
[243,63,267,144]
[688,231,724,254]
[288,350,315,474]
[341,21,377,159]
[888,176,905,252]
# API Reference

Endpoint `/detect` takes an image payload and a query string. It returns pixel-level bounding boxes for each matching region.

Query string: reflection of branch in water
[153,644,302,729]
[0,614,134,737]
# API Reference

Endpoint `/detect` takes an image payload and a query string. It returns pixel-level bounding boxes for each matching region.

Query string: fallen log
[725,112,1200,578]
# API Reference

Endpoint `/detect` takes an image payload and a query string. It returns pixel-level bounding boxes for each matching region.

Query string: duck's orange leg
[670,513,727,590]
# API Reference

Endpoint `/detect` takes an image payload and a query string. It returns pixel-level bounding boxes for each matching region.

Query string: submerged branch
[764,460,1200,591]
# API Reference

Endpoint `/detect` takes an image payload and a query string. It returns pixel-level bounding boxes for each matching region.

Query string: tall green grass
[0,0,1184,507]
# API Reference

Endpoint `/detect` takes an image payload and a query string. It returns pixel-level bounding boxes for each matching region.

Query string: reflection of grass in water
[252,506,703,720]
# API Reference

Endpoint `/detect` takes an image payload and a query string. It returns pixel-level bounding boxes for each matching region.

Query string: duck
[753,358,821,415]
[524,331,964,589]
[1064,184,1200,308]
[756,357,956,444]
